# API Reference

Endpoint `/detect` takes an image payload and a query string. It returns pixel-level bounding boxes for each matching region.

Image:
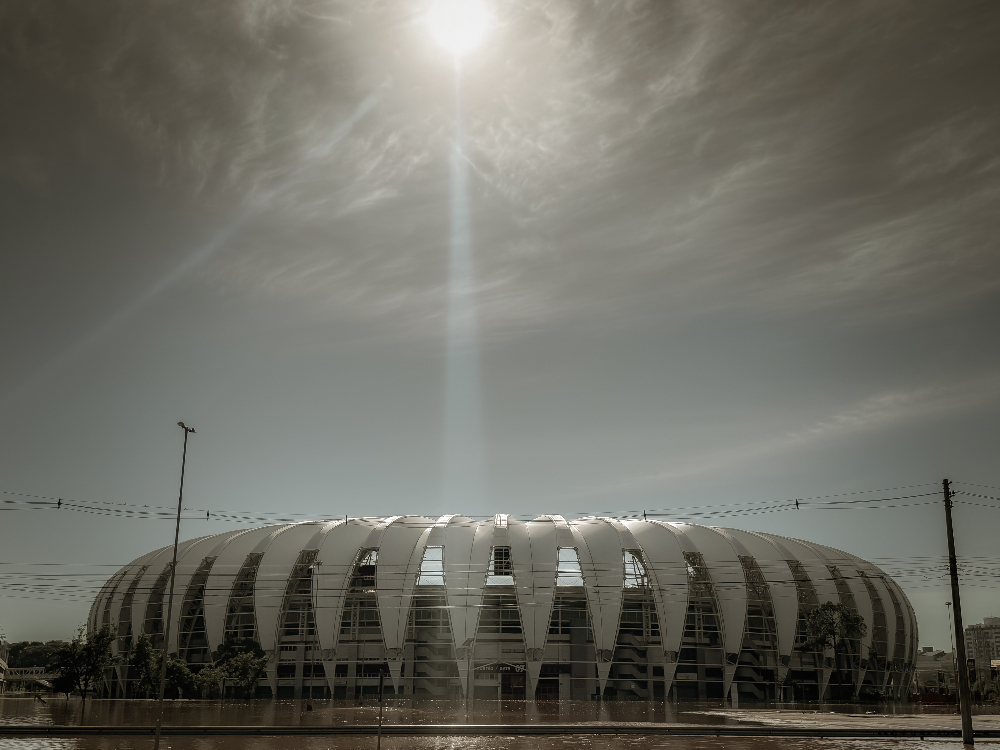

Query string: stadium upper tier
[89,515,917,702]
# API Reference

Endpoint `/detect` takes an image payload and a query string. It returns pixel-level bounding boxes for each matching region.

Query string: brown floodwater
[1,698,997,750]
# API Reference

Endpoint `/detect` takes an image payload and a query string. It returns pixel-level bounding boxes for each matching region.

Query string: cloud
[2,0,999,337]
[606,371,1000,488]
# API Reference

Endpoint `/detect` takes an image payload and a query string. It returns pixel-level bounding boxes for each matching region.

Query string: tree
[194,664,225,698]
[223,651,269,699]
[800,601,867,700]
[213,639,269,699]
[49,626,119,701]
[125,632,197,698]
[8,641,67,668]
[127,632,159,698]
[52,673,76,700]
[165,653,196,697]
[214,638,265,665]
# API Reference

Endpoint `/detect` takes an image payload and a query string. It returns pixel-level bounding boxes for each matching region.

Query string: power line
[0,490,958,526]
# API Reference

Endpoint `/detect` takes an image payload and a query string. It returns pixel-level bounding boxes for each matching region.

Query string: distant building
[915,646,955,695]
[89,516,919,703]
[0,634,8,695]
[965,617,1000,670]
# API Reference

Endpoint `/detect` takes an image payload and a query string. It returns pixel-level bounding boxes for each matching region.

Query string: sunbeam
[442,60,487,507]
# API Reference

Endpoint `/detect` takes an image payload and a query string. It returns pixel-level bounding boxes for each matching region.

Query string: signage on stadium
[474,662,526,673]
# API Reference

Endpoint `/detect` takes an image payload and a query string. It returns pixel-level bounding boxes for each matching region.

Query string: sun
[427,0,491,57]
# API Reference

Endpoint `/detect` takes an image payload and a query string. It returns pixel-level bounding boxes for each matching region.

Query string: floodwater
[1,698,998,750]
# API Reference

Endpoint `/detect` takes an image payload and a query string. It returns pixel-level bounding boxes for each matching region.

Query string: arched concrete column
[311,518,380,695]
[255,521,328,693]
[509,516,559,700]
[773,535,841,700]
[719,529,799,686]
[373,516,435,692]
[162,534,223,655]
[441,515,484,696]
[203,526,288,656]
[130,541,202,651]
[810,542,875,695]
[624,519,689,697]
[669,523,746,700]
[573,518,626,696]
[104,548,162,654]
[223,524,301,696]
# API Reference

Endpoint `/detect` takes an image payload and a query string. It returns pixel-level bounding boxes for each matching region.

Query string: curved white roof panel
[91,517,917,703]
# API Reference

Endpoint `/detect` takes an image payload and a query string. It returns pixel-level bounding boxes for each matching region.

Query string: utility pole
[943,478,974,749]
[153,422,195,750]
[946,601,958,713]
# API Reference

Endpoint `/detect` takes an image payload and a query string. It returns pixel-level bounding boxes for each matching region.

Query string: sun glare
[427,0,491,57]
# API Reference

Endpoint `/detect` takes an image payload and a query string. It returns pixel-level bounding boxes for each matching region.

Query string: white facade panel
[313,518,378,653]
[127,544,185,648]
[163,534,221,654]
[105,548,162,657]
[671,523,747,698]
[625,519,689,688]
[574,519,625,657]
[255,522,327,656]
[719,529,799,668]
[374,516,435,660]
[202,526,284,653]
[442,515,482,652]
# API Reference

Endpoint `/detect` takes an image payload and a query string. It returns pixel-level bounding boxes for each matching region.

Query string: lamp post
[153,422,195,750]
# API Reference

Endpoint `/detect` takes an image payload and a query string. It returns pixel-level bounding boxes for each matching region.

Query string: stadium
[89,515,917,703]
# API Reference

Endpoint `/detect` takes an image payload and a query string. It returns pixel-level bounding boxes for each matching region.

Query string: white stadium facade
[89,515,918,703]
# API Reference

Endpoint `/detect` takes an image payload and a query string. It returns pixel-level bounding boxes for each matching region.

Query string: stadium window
[624,549,649,589]
[349,549,378,592]
[487,546,514,585]
[556,547,584,587]
[416,546,445,586]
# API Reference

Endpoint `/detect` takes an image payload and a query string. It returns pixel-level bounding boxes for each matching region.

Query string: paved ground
[698,708,1000,732]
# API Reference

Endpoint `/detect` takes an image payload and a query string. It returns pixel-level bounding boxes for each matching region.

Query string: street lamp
[153,422,196,750]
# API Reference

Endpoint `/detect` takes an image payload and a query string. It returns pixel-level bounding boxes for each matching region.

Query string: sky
[1,0,999,650]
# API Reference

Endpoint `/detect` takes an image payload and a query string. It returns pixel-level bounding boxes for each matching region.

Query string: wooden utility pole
[943,478,974,749]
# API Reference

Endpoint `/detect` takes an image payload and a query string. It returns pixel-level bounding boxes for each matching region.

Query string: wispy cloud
[600,372,1000,488]
[2,1,998,338]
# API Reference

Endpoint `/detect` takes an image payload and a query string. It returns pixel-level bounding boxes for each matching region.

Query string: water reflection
[1,698,995,750]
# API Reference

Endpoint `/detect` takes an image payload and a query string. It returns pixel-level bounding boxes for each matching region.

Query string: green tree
[165,653,196,697]
[800,601,867,700]
[49,626,119,701]
[127,632,159,698]
[8,641,67,668]
[194,664,225,698]
[125,633,197,698]
[223,651,269,699]
[213,639,269,699]
[214,638,265,665]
